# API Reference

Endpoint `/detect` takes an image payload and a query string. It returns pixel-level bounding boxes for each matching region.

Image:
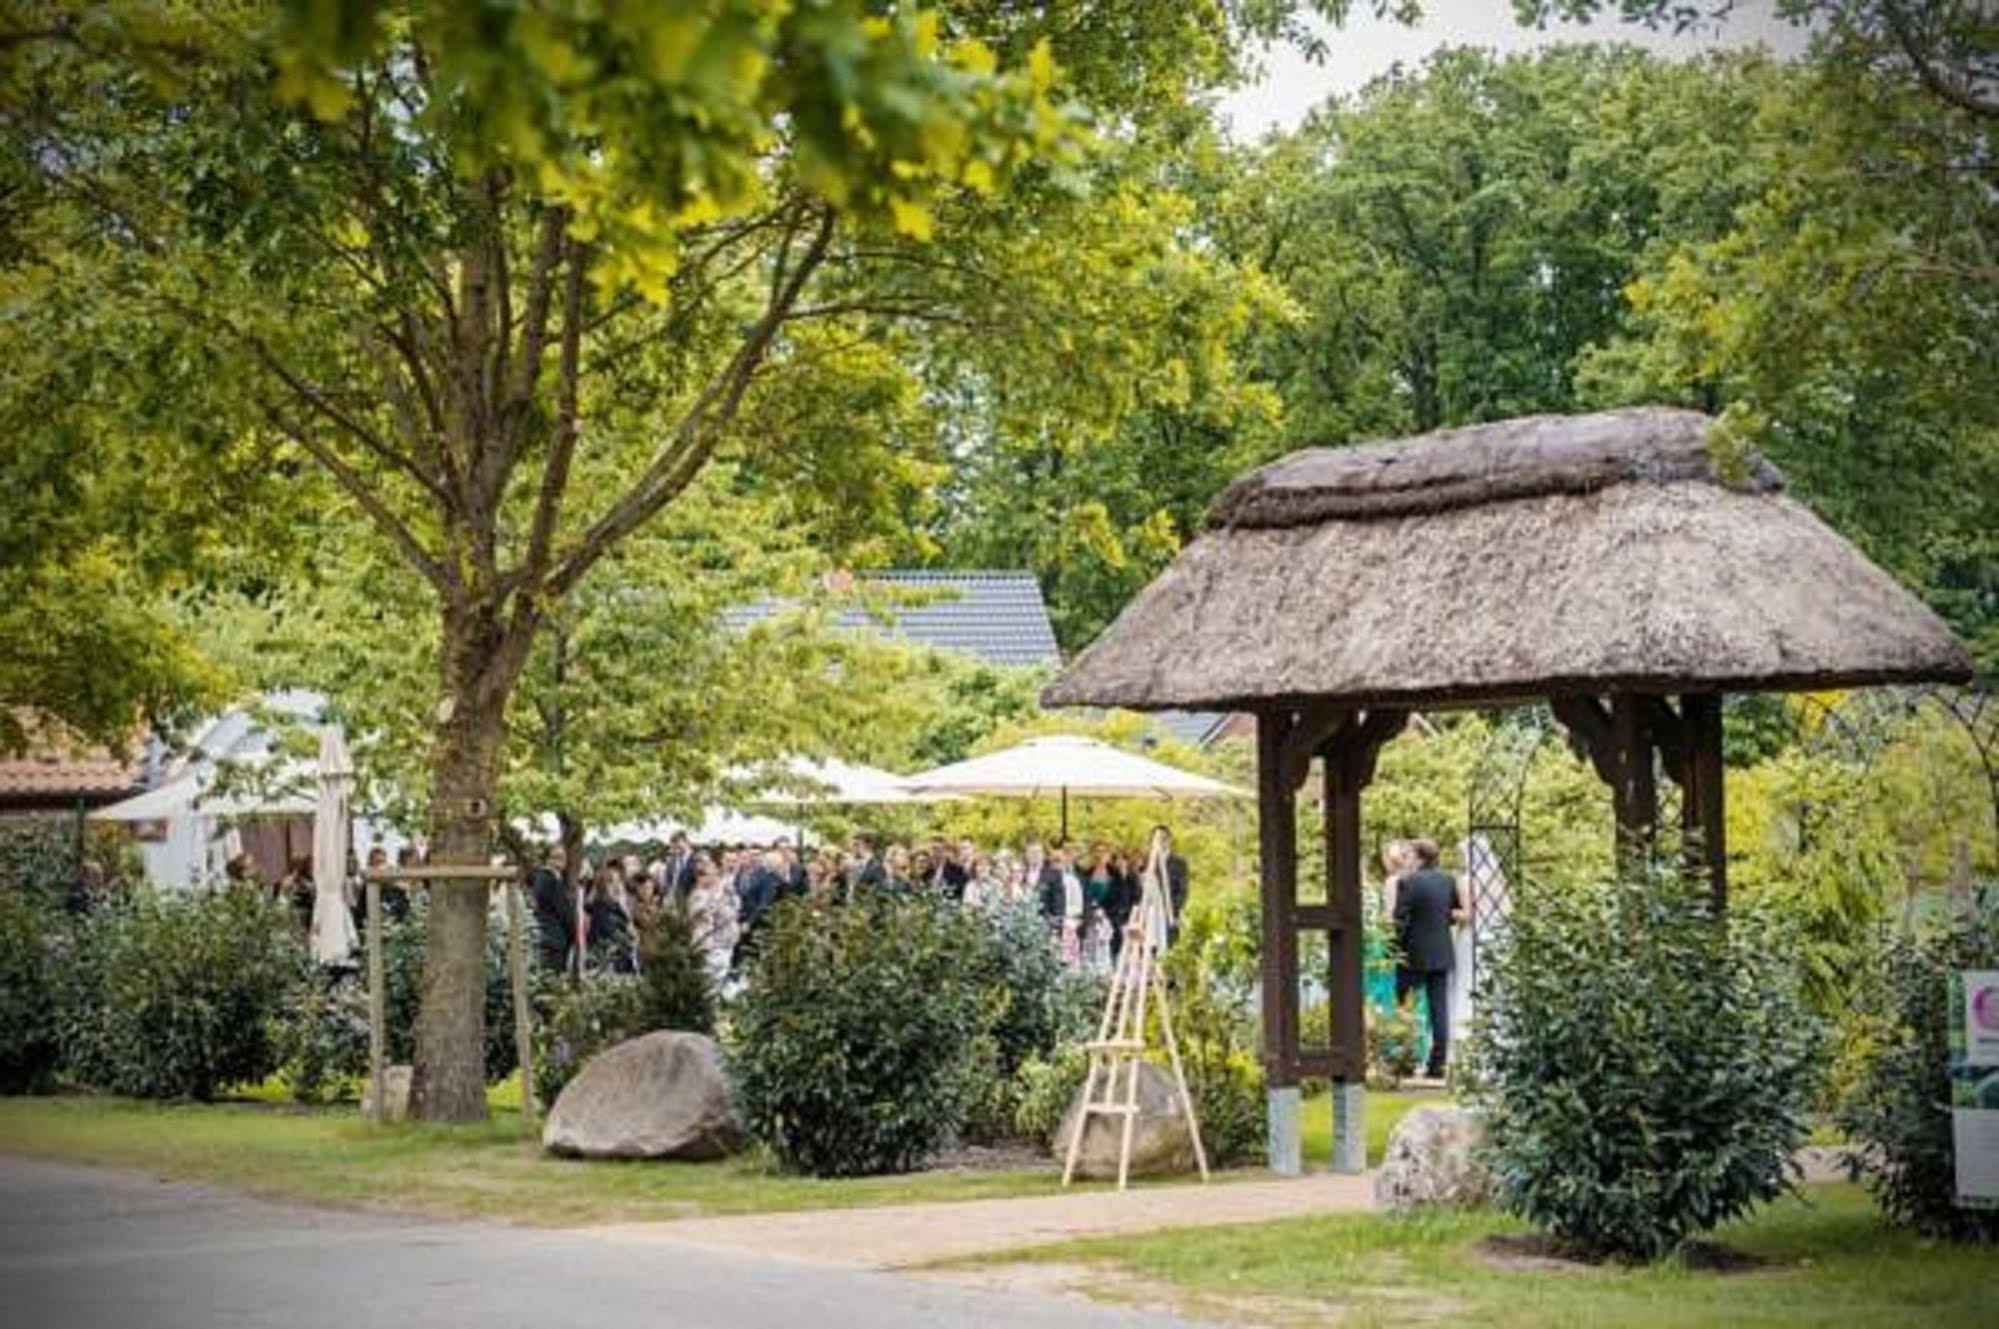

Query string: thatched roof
[1046,408,1972,712]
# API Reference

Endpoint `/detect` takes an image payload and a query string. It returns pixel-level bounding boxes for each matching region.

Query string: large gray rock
[542,1031,743,1160]
[1373,1104,1490,1209]
[1055,1062,1197,1179]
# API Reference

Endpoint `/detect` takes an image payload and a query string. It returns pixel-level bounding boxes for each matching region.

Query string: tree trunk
[412,606,511,1122]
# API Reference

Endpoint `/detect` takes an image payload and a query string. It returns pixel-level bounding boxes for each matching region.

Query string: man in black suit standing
[1392,838,1468,1078]
[529,846,576,974]
[1025,838,1064,931]
[662,831,698,905]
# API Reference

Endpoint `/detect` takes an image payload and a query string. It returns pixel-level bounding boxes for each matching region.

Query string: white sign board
[1953,970,1999,1209]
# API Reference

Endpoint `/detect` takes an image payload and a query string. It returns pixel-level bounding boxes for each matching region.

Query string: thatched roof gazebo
[1044,406,1972,1174]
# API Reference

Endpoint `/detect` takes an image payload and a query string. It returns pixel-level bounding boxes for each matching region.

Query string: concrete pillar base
[1267,1085,1302,1176]
[1331,1080,1366,1174]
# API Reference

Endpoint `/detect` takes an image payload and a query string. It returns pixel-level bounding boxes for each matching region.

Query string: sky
[1219,0,1815,137]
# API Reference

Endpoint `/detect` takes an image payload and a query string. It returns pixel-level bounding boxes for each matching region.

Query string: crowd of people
[526,827,1193,987]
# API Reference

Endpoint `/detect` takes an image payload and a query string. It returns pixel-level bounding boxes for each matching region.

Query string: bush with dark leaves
[1465,869,1822,1261]
[57,888,306,1100]
[730,898,984,1176]
[1836,890,1999,1243]
[0,889,64,1092]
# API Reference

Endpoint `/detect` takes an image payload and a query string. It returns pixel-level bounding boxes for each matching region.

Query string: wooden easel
[363,864,537,1134]
[1062,832,1210,1190]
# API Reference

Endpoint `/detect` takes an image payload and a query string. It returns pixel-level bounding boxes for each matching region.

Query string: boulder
[365,1065,413,1122]
[1372,1104,1489,1209]
[1055,1062,1197,1179]
[542,1031,743,1160]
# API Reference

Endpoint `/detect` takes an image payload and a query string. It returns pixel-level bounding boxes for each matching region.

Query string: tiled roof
[0,749,141,801]
[729,570,1062,669]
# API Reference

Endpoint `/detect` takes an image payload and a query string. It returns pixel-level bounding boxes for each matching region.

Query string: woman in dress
[685,852,738,987]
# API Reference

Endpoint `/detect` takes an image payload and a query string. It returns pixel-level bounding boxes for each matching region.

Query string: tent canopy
[903,734,1244,801]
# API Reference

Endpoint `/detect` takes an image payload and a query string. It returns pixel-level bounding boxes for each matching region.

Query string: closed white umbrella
[311,728,359,966]
[902,734,1245,838]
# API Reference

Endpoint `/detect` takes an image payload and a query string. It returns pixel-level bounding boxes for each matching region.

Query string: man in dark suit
[528,847,576,974]
[1392,838,1468,1078]
[662,832,698,904]
[1026,838,1064,928]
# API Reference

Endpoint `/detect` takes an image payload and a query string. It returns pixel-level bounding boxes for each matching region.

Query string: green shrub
[635,899,717,1036]
[1464,869,1822,1261]
[1012,1045,1089,1148]
[0,817,80,908]
[1366,1002,1421,1090]
[57,888,307,1100]
[1160,894,1267,1167]
[523,903,720,1109]
[1835,891,1999,1243]
[0,889,63,1092]
[531,971,647,1107]
[730,897,984,1176]
[960,902,1068,1073]
[273,970,371,1103]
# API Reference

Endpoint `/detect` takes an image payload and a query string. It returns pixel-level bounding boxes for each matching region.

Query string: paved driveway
[0,1157,1208,1329]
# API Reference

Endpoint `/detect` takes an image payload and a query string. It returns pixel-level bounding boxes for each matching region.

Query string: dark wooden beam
[1256,710,1301,1086]
[1280,703,1351,794]
[1323,736,1366,1082]
[1681,692,1727,911]
[1551,695,1620,786]
[1637,695,1689,788]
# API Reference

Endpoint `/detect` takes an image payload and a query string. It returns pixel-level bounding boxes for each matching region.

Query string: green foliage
[1159,891,1268,1167]
[635,901,719,1039]
[273,969,372,1104]
[530,971,649,1109]
[1465,870,1823,1261]
[56,889,307,1101]
[0,818,81,908]
[1010,1045,1090,1149]
[1365,1002,1421,1090]
[0,890,63,1093]
[730,898,985,1176]
[1835,892,1999,1243]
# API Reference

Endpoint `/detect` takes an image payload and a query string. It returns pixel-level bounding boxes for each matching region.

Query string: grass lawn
[996,1183,1998,1329]
[1301,1086,1434,1168]
[0,1095,1080,1224]
[0,1087,1436,1226]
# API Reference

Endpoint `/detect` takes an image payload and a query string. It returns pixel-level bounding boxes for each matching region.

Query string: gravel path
[609,1170,1376,1267]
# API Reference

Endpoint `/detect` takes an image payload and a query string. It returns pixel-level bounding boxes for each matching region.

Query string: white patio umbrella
[902,734,1246,839]
[310,727,359,966]
[748,755,934,806]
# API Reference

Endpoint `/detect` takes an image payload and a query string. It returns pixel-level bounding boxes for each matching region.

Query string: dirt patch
[926,1260,1467,1327]
[925,1142,1057,1174]
[1477,1232,1776,1276]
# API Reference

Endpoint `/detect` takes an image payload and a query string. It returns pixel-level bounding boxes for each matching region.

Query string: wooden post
[504,877,538,1132]
[366,876,385,1124]
[1255,710,1302,1175]
[1680,692,1727,911]
[1608,695,1658,867]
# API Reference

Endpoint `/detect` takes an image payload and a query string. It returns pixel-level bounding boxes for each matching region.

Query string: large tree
[3,1,1326,1117]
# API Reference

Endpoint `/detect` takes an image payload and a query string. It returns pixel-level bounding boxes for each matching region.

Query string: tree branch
[260,403,445,588]
[1880,0,1998,119]
[508,237,588,618]
[540,208,837,601]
